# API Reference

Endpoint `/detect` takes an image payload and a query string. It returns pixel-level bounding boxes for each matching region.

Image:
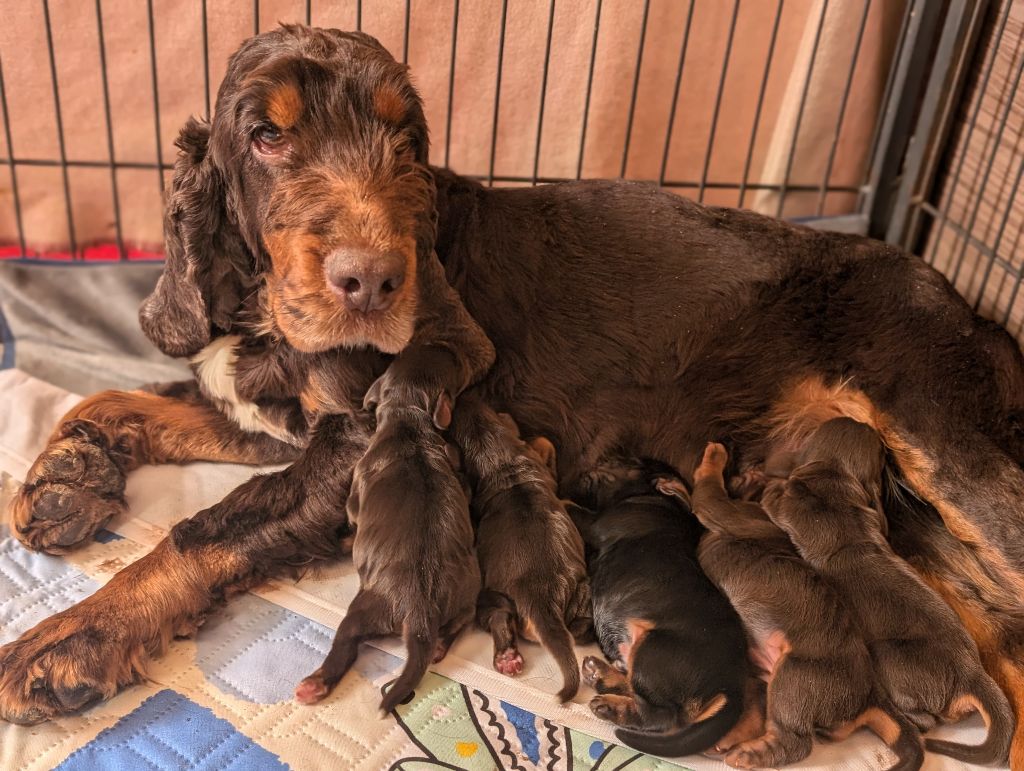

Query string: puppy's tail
[379,611,437,714]
[861,705,923,771]
[528,605,580,702]
[925,672,1014,766]
[614,693,743,758]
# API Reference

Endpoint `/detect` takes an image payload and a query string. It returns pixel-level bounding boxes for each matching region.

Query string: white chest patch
[191,335,295,444]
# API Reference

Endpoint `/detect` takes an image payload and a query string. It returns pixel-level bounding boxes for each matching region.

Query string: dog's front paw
[10,420,127,553]
[0,605,142,724]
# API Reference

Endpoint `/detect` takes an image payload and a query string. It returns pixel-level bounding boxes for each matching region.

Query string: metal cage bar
[0,0,997,265]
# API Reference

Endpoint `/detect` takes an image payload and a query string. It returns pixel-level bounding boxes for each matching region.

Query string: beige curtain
[0,0,905,256]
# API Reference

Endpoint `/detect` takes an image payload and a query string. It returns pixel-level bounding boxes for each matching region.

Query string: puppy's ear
[655,476,691,507]
[432,391,453,430]
[139,117,244,358]
[687,693,728,724]
[527,436,558,476]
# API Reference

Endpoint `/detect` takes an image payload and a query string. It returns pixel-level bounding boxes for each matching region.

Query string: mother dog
[3,25,1024,762]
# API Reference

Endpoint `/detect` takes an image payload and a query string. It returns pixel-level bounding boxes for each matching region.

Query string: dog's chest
[190,335,381,442]
[191,335,305,444]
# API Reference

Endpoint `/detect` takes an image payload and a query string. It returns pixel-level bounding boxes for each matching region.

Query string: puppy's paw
[295,673,331,705]
[494,647,524,676]
[581,655,603,687]
[695,442,729,482]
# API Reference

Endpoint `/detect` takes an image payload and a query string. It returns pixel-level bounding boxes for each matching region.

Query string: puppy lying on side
[762,417,1014,766]
[566,459,751,757]
[687,443,921,770]
[295,396,480,712]
[449,396,591,701]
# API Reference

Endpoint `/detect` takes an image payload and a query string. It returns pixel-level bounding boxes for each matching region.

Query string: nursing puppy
[295,395,480,712]
[567,460,750,757]
[449,396,590,701]
[762,417,1014,766]
[688,443,921,770]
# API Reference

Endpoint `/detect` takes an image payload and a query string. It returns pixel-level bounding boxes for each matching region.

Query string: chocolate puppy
[568,460,751,757]
[688,443,921,770]
[449,396,590,701]
[295,396,480,712]
[763,417,1014,766]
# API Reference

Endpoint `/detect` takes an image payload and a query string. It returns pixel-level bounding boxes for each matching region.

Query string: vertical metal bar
[926,1,1010,265]
[531,0,556,185]
[884,0,987,248]
[253,0,259,35]
[815,0,870,216]
[697,0,740,202]
[974,150,1024,313]
[443,0,459,168]
[619,0,650,179]
[305,0,311,25]
[146,0,165,194]
[42,0,78,258]
[202,0,211,119]
[738,0,783,208]
[402,0,411,64]
[0,57,26,258]
[948,49,1024,288]
[863,0,953,240]
[95,0,125,260]
[576,0,603,180]
[775,0,829,219]
[356,0,362,32]
[486,0,508,187]
[658,0,696,186]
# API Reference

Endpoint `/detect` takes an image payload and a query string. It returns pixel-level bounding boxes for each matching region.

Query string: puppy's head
[141,26,433,357]
[801,417,885,495]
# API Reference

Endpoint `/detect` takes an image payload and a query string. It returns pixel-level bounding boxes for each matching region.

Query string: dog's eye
[253,123,285,155]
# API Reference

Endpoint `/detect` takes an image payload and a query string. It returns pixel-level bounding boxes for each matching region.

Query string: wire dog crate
[0,1,1022,340]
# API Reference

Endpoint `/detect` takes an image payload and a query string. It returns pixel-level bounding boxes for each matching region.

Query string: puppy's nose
[325,248,406,313]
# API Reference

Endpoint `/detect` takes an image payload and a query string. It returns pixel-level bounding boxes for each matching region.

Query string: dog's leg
[295,590,390,705]
[0,414,367,724]
[9,381,299,553]
[476,589,523,676]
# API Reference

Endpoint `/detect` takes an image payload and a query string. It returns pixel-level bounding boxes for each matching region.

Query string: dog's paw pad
[295,676,330,705]
[493,647,524,676]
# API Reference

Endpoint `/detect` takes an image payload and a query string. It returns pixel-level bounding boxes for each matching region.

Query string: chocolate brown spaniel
[4,25,1024,765]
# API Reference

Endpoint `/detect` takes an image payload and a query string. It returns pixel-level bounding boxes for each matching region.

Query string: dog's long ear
[139,117,242,358]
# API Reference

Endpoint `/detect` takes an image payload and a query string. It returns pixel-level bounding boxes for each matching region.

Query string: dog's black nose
[326,248,406,313]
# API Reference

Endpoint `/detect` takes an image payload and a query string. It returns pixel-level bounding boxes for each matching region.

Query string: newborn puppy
[688,443,921,770]
[569,460,751,757]
[450,397,591,702]
[763,417,1014,766]
[295,396,480,712]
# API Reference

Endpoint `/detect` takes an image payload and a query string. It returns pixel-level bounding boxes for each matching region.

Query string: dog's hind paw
[494,647,524,676]
[294,675,330,705]
[9,420,127,553]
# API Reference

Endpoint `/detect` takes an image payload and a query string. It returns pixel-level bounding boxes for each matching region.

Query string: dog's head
[140,25,433,357]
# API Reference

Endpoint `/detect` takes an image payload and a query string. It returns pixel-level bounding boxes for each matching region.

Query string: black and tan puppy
[295,396,480,712]
[568,460,751,758]
[762,417,1014,766]
[449,395,590,701]
[688,443,921,770]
